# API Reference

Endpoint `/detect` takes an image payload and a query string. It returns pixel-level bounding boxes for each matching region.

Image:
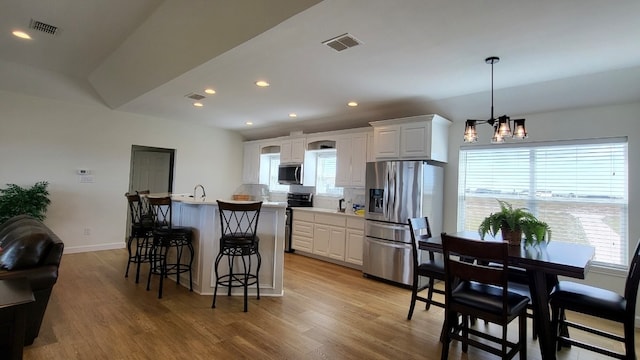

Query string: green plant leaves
[478,199,551,245]
[0,181,50,224]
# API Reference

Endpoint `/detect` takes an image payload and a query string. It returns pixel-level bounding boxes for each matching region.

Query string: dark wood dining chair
[407,217,445,320]
[440,233,530,360]
[549,241,640,359]
[485,263,537,340]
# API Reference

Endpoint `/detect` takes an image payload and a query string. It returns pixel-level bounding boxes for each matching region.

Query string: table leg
[527,270,557,360]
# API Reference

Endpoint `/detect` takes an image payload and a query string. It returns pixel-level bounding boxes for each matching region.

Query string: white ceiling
[2,0,640,140]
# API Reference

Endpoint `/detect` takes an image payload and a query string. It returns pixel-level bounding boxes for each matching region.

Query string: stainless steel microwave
[278,164,303,185]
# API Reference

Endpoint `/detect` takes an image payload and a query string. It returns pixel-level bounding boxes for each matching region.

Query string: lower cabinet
[327,226,346,261]
[312,224,330,256]
[292,212,314,252]
[292,210,364,268]
[345,217,364,266]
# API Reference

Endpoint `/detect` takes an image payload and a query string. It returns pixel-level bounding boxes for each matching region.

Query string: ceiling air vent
[29,19,58,35]
[185,93,206,101]
[322,33,362,52]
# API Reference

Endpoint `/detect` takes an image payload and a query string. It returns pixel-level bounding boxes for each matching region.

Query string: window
[457,138,628,267]
[313,150,343,196]
[259,153,288,193]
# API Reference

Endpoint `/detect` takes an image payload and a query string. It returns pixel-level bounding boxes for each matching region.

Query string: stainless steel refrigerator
[363,160,444,286]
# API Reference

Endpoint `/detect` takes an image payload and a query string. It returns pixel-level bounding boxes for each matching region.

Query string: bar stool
[212,200,262,312]
[146,196,194,299]
[124,191,153,283]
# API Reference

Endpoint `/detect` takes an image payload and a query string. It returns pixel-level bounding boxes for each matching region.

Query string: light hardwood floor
[24,249,638,359]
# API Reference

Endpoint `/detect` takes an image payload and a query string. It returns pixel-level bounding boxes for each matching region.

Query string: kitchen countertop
[292,206,365,218]
[168,195,286,207]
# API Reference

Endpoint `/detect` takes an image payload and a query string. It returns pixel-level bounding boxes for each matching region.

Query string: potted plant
[0,181,51,224]
[478,199,551,246]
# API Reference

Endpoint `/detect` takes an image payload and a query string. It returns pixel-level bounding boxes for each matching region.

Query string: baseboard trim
[64,242,124,254]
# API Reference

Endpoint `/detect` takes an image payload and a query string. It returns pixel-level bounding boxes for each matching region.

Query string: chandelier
[464,56,527,143]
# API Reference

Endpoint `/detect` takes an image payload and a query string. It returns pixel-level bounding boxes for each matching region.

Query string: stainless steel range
[285,192,313,253]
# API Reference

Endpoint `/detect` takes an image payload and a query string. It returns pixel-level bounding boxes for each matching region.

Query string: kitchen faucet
[193,184,206,199]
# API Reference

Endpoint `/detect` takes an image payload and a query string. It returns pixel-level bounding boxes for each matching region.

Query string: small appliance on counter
[232,184,269,201]
[285,192,313,253]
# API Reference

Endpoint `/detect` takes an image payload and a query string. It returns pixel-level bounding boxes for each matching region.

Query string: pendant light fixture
[464,57,527,143]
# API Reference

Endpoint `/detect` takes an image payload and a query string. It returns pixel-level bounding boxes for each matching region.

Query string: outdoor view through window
[457,138,628,267]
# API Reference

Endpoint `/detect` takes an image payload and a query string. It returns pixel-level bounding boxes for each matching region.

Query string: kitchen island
[168,196,286,297]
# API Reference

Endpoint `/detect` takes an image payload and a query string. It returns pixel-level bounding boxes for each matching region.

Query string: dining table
[419,231,595,360]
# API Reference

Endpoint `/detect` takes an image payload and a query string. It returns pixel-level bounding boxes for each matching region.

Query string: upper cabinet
[280,138,305,164]
[242,141,261,184]
[335,132,368,188]
[370,114,451,162]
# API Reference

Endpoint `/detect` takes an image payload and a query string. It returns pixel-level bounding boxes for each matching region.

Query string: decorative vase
[501,227,522,246]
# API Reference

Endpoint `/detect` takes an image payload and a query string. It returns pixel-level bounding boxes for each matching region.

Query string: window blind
[315,150,343,196]
[457,137,628,267]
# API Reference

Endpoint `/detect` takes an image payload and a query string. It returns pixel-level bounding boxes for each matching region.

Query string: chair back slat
[217,201,262,242]
[408,217,432,264]
[442,233,510,315]
[125,193,144,225]
[624,241,640,310]
[147,196,173,230]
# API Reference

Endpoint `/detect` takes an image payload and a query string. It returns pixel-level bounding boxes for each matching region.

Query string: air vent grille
[322,33,362,52]
[29,19,58,35]
[185,93,206,101]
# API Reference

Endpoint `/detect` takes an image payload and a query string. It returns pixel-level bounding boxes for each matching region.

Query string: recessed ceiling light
[204,88,216,94]
[289,113,297,118]
[246,121,254,126]
[12,30,31,39]
[347,101,358,107]
[193,102,203,107]
[255,80,270,87]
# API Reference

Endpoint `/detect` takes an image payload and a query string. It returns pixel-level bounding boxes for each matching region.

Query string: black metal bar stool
[212,200,262,312]
[124,191,153,283]
[146,196,194,299]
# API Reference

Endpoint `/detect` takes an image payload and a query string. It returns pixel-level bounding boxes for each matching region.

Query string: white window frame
[457,137,628,269]
[313,149,343,197]
[259,153,288,193]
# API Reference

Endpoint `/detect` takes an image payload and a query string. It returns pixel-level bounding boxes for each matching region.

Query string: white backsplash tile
[269,186,365,212]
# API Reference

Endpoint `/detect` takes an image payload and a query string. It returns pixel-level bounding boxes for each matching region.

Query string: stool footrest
[216,273,259,288]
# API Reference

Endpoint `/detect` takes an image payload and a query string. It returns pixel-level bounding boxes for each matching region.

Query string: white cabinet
[327,227,347,260]
[242,141,261,184]
[336,133,368,188]
[370,114,451,162]
[345,217,364,266]
[313,213,346,260]
[312,224,330,256]
[292,211,314,252]
[372,126,400,159]
[280,138,305,164]
[292,209,363,268]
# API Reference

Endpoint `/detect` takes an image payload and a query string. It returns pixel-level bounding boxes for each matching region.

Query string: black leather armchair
[0,215,64,345]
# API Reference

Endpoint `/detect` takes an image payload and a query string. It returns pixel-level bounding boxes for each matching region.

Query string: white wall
[0,89,243,253]
[444,102,640,298]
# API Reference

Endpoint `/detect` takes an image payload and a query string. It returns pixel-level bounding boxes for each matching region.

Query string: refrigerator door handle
[365,236,410,249]
[365,220,411,243]
[366,220,408,233]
